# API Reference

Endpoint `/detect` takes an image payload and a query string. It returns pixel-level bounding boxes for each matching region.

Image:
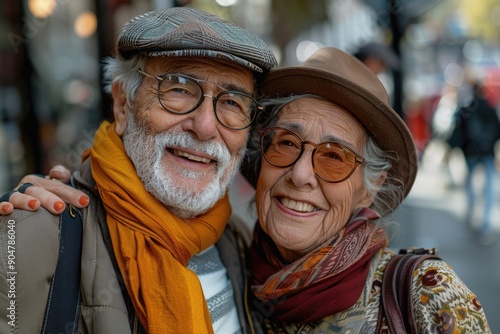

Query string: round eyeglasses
[139,70,261,130]
[258,127,365,183]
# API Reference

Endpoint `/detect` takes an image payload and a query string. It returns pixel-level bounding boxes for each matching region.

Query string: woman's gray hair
[242,94,404,217]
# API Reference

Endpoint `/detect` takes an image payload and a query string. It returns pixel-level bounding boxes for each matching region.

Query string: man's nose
[183,95,219,140]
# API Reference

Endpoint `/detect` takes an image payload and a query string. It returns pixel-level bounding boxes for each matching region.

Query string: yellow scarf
[87,121,230,333]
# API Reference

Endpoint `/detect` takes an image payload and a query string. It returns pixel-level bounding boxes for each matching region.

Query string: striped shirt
[188,245,242,334]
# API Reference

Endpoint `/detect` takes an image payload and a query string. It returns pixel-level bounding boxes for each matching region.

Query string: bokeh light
[28,0,57,19]
[74,11,97,38]
[215,0,239,7]
[296,41,323,63]
[443,62,464,87]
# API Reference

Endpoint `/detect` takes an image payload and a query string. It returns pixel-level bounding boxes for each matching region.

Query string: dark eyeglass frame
[138,70,262,130]
[258,127,365,183]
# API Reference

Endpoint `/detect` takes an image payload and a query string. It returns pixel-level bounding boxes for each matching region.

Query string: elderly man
[0,7,276,334]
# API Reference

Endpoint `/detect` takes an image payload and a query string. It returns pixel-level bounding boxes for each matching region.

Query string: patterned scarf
[250,208,387,324]
[87,121,231,333]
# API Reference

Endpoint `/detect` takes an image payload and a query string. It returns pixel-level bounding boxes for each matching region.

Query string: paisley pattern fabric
[251,208,387,323]
[263,248,491,333]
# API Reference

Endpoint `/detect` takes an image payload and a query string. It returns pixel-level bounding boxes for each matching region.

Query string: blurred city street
[390,139,500,332]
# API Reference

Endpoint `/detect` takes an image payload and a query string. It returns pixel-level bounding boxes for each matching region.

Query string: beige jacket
[0,159,258,334]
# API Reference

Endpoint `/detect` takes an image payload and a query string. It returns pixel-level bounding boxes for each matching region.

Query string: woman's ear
[358,189,375,209]
[358,171,388,208]
[112,82,128,136]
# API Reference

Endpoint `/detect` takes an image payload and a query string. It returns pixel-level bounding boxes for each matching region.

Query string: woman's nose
[286,148,319,188]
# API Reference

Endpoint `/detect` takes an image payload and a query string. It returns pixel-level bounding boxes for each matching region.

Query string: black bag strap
[71,173,147,333]
[377,248,441,334]
[41,205,83,334]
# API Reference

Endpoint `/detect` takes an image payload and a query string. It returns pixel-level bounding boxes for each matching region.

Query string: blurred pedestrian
[449,80,500,244]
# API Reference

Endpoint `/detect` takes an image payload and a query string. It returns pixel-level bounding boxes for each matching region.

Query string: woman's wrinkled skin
[255,97,375,262]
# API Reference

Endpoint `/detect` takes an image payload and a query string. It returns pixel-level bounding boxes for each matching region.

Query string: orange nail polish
[1,204,10,213]
[53,201,65,211]
[28,199,38,210]
[79,196,89,206]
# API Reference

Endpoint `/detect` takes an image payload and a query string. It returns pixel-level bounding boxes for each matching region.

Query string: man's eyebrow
[218,82,253,96]
[156,67,254,96]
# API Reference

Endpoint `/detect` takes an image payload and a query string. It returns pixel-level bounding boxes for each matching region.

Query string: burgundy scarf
[250,208,387,324]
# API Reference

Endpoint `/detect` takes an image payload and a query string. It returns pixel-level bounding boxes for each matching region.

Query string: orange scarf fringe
[87,121,230,333]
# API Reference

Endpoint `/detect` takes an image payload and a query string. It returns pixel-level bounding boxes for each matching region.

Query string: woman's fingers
[0,174,89,215]
[48,165,72,182]
[21,177,89,210]
[0,187,40,214]
[0,202,14,215]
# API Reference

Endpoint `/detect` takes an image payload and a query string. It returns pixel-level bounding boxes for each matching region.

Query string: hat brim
[261,66,418,200]
[145,49,265,73]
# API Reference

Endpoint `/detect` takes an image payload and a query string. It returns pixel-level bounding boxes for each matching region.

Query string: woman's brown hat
[261,47,418,200]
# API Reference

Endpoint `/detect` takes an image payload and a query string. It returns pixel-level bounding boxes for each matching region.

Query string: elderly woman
[2,48,491,333]
[238,47,490,333]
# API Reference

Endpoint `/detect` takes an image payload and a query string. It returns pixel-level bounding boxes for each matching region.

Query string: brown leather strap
[381,254,407,333]
[379,249,441,334]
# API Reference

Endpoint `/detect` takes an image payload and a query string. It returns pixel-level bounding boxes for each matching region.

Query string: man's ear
[112,82,128,136]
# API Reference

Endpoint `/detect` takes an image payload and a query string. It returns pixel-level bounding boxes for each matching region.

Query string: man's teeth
[280,197,316,213]
[173,149,211,163]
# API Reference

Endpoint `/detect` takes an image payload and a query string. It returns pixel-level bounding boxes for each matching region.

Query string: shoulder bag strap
[380,254,407,333]
[379,248,441,334]
[41,205,83,334]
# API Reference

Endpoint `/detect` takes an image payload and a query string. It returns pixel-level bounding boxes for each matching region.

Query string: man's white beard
[122,112,244,218]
